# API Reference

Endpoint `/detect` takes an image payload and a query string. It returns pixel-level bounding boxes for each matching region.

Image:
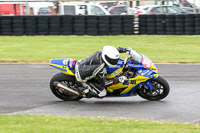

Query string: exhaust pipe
[54,82,80,96]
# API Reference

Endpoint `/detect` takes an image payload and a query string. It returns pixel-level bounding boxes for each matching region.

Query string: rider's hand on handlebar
[124,47,142,63]
[125,47,132,54]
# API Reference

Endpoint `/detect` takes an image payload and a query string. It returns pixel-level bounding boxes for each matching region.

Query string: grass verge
[0,35,199,63]
[0,115,200,133]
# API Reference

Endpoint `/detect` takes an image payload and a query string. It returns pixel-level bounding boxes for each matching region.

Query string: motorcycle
[49,52,170,101]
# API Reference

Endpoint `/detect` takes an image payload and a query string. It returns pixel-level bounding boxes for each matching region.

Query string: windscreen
[131,50,142,63]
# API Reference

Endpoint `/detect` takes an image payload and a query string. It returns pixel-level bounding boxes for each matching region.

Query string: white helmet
[102,46,119,67]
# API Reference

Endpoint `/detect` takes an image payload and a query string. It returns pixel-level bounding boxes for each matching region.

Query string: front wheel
[136,76,170,101]
[50,73,82,101]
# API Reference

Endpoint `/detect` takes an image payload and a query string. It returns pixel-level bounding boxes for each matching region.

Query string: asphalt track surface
[0,63,200,123]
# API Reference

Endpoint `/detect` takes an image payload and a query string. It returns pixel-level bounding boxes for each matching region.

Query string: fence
[139,14,200,35]
[0,15,134,36]
[1,14,200,36]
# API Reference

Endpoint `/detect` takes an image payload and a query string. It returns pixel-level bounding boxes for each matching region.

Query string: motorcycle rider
[75,46,140,98]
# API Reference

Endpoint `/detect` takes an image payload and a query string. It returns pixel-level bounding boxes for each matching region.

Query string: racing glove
[117,47,132,54]
[125,47,133,54]
[117,47,141,62]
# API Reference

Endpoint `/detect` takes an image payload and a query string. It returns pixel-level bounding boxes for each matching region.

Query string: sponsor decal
[63,59,69,65]
[63,66,67,70]
[130,80,136,85]
[139,69,142,74]
[151,74,158,78]
[141,70,152,76]
[123,80,136,85]
[123,80,129,85]
[69,59,76,69]
[112,70,121,76]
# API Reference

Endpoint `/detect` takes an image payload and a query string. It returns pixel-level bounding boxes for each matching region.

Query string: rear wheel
[136,76,170,101]
[50,73,82,101]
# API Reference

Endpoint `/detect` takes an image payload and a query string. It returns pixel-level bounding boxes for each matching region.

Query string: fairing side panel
[106,57,158,95]
[50,58,75,76]
[107,75,149,94]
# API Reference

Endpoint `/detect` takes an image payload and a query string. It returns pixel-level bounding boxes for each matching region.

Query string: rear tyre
[136,76,170,101]
[50,73,82,101]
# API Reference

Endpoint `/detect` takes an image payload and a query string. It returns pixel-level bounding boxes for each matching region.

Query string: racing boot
[87,82,107,98]
[77,86,98,98]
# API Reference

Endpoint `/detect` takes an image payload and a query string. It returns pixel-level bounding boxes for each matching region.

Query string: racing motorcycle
[49,52,170,101]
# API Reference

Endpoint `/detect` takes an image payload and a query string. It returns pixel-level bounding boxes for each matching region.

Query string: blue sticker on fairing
[123,80,129,85]
[123,80,136,85]
[106,58,124,74]
[69,59,76,70]
[138,70,156,77]
[50,58,70,66]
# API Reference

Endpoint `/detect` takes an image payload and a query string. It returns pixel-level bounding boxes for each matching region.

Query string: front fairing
[106,54,158,95]
[106,54,158,79]
[128,53,158,77]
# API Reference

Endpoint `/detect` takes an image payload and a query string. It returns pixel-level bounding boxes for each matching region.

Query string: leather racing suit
[75,47,134,98]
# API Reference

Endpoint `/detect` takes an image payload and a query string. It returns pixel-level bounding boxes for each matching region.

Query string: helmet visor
[105,55,119,66]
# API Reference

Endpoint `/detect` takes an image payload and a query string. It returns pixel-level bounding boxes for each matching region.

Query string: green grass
[0,115,200,133]
[0,35,200,63]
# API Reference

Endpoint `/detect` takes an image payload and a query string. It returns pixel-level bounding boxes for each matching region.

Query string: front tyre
[50,73,82,101]
[136,76,170,101]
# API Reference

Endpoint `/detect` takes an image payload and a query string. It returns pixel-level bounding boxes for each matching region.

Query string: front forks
[144,81,154,91]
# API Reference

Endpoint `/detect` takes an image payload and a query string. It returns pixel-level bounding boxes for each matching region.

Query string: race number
[142,58,152,69]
